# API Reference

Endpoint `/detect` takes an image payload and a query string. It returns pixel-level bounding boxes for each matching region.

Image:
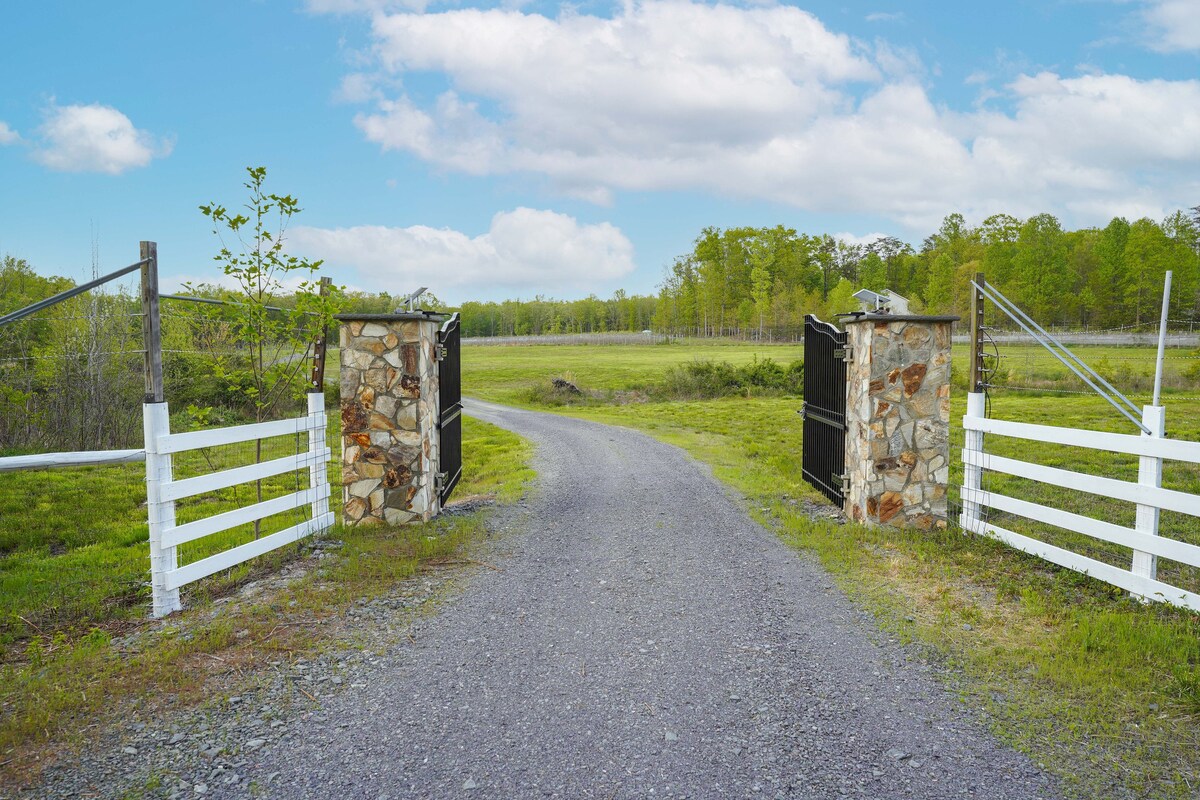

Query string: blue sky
[0,0,1197,303]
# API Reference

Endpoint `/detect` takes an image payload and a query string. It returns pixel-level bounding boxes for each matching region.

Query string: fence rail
[145,392,331,616]
[960,391,1200,611]
[0,448,146,472]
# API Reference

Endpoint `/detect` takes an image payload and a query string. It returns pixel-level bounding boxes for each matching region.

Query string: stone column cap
[335,311,449,322]
[841,313,960,324]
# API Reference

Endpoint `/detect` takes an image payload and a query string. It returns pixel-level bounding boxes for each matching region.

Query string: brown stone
[888,367,901,384]
[868,378,884,393]
[874,321,889,332]
[934,323,950,349]
[399,374,421,399]
[359,386,375,408]
[878,491,904,523]
[385,367,401,390]
[903,325,930,347]
[384,332,399,348]
[369,411,397,431]
[866,496,878,517]
[876,401,891,416]
[382,465,412,489]
[341,400,369,432]
[402,344,419,374]
[874,457,898,472]
[350,432,371,448]
[901,363,927,397]
[361,445,389,464]
[899,451,917,467]
[345,496,367,521]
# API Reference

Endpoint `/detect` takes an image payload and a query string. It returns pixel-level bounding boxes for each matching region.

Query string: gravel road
[218,399,1060,799]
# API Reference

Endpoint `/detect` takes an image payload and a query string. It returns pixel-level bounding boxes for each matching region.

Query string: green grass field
[461,338,1200,799]
[0,413,533,776]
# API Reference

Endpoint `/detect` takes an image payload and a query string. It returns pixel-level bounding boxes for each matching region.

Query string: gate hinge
[435,344,447,361]
[833,346,853,363]
[434,471,448,491]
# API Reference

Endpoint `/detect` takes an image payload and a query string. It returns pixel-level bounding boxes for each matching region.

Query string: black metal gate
[437,313,463,506]
[801,314,848,507]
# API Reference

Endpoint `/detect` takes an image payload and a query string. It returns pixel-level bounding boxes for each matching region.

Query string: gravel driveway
[223,399,1059,799]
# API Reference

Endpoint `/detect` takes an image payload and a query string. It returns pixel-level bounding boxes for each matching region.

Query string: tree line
[338,209,1200,339]
[652,211,1200,338]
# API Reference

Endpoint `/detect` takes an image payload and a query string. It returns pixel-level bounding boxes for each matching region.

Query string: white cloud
[0,122,19,145]
[835,232,890,247]
[865,12,903,23]
[289,208,635,299]
[1141,0,1200,52]
[335,1,1200,230]
[33,103,172,174]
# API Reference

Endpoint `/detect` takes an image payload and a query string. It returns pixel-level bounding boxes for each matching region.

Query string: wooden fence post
[140,241,163,403]
[968,272,985,393]
[141,240,179,616]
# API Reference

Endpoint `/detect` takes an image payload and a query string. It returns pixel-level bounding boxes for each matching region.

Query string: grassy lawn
[0,414,533,779]
[462,338,1200,799]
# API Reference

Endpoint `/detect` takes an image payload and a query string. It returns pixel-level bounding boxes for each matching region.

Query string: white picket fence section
[960,391,1200,611]
[144,393,333,616]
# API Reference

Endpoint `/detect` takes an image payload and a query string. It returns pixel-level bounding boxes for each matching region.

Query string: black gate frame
[437,313,463,506]
[801,314,848,507]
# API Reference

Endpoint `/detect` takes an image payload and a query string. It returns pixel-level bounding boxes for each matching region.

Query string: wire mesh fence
[947,314,1200,600]
[0,274,338,652]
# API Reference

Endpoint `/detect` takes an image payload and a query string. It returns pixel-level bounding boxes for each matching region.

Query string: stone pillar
[337,312,445,526]
[843,314,958,530]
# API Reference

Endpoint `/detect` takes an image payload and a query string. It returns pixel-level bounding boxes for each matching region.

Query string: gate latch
[833,346,853,363]
[831,472,850,490]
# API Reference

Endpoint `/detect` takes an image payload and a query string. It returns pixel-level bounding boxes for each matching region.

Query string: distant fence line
[463,331,1200,348]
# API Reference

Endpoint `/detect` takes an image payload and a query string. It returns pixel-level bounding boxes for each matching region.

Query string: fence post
[1131,404,1166,590]
[961,391,987,530]
[140,240,179,616]
[144,400,180,617]
[307,391,328,528]
[140,241,163,403]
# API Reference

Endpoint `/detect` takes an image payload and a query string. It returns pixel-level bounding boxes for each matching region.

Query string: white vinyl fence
[144,393,333,616]
[960,391,1200,611]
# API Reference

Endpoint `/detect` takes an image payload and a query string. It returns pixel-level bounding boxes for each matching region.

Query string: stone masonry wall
[844,317,953,530]
[338,315,441,526]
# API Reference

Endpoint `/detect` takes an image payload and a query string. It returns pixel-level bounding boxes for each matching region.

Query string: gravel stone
[26,400,1063,799]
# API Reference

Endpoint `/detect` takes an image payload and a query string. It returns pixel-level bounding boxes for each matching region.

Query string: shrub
[659,357,803,399]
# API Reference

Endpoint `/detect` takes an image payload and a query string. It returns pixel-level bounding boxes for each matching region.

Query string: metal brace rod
[0,258,149,327]
[973,280,1150,434]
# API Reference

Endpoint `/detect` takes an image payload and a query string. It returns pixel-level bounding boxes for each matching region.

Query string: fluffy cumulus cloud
[335,0,1200,229]
[0,122,19,145]
[33,103,172,174]
[1141,0,1200,52]
[289,208,635,298]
